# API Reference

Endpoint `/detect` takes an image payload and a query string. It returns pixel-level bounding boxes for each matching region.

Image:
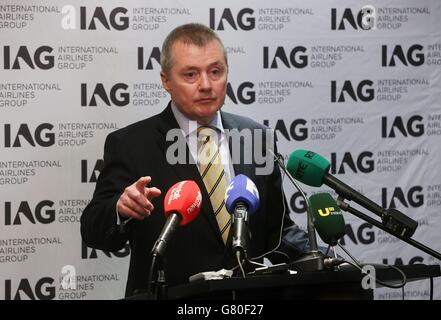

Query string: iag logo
[1,46,54,70]
[61,5,129,30]
[4,277,55,300]
[81,159,103,183]
[331,80,374,102]
[290,191,308,214]
[81,241,130,259]
[3,201,55,225]
[81,83,129,107]
[2,123,55,148]
[381,186,424,209]
[381,115,424,138]
[262,119,308,141]
[226,82,255,105]
[209,8,255,31]
[382,256,424,266]
[330,151,375,174]
[382,44,424,67]
[263,46,308,69]
[331,7,376,30]
[339,223,375,245]
[137,47,161,70]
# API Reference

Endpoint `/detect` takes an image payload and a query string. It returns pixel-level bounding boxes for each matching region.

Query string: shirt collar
[170,101,225,137]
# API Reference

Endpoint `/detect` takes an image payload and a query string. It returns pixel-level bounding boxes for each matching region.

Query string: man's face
[161,39,228,125]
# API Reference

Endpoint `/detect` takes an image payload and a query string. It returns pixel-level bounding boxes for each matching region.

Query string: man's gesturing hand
[117,176,162,220]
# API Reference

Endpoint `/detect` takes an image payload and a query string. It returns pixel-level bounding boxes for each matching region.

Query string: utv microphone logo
[318,207,337,217]
[61,6,129,30]
[209,8,255,31]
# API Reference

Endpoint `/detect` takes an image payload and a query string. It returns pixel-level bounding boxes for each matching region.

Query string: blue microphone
[225,174,260,259]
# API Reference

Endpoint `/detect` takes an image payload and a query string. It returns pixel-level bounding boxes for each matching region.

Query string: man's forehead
[171,40,226,66]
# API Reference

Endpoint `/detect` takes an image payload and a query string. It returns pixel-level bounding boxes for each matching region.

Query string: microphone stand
[271,151,325,271]
[337,197,441,261]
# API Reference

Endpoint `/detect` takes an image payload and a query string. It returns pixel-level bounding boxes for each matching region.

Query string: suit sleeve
[80,131,135,252]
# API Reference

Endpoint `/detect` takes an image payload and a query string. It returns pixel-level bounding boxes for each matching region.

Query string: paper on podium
[189,269,234,282]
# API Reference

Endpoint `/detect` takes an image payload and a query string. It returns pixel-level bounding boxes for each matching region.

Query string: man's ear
[160,71,170,93]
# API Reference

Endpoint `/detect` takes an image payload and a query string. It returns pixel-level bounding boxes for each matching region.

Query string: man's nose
[198,73,212,91]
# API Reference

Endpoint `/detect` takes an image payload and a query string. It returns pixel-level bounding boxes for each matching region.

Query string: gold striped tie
[197,126,231,244]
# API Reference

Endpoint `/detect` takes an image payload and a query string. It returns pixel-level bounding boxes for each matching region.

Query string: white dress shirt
[170,102,235,183]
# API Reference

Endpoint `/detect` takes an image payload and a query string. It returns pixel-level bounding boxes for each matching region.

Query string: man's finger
[124,197,152,216]
[126,187,151,209]
[145,187,162,200]
[118,203,148,220]
[134,176,152,190]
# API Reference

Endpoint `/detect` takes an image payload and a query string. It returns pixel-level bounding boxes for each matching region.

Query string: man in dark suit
[81,23,310,298]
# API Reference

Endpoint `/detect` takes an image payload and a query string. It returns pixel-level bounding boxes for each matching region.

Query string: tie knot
[197,126,217,144]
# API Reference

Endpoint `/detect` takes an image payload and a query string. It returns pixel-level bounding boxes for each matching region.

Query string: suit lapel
[221,111,255,180]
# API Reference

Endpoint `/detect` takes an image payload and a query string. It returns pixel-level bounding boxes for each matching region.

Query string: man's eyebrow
[180,61,225,71]
[209,60,226,67]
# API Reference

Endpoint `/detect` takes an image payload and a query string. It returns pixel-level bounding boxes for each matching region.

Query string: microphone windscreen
[309,192,346,246]
[163,180,202,226]
[225,174,260,215]
[287,149,330,187]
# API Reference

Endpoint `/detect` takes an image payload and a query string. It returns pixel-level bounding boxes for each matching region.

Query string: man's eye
[209,69,222,78]
[184,72,196,78]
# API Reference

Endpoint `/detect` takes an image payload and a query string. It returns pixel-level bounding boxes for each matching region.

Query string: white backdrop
[0,0,440,300]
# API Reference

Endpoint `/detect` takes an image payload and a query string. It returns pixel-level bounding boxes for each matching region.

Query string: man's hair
[161,23,228,74]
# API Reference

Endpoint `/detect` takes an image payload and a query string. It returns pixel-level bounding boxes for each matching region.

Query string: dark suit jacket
[81,103,309,297]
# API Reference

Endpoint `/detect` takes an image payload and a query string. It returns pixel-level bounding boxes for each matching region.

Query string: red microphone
[152,180,202,257]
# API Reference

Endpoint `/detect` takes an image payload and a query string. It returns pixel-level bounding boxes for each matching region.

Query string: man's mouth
[195,98,216,103]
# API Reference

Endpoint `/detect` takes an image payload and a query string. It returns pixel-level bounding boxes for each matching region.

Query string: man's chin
[194,110,219,124]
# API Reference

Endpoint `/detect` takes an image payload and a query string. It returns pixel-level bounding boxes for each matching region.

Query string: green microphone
[287,149,418,239]
[309,193,346,246]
